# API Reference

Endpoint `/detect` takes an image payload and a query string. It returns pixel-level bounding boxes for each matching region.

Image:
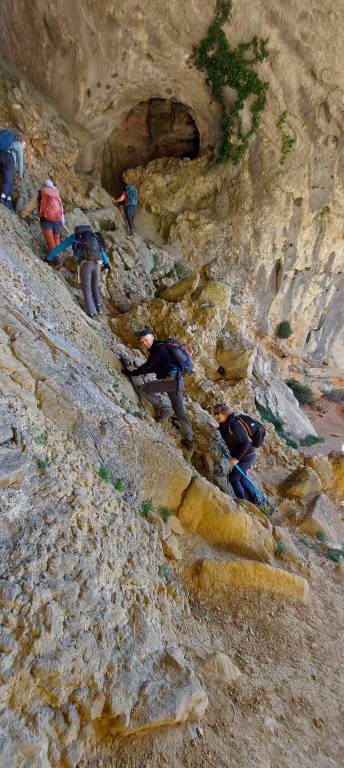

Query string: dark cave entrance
[101,98,200,195]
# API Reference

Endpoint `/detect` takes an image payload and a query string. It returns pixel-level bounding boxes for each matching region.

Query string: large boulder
[177,477,275,562]
[304,456,333,493]
[298,493,344,549]
[197,560,309,602]
[160,271,200,302]
[280,467,322,499]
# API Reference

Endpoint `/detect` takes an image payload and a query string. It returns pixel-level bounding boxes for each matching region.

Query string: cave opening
[101,98,200,195]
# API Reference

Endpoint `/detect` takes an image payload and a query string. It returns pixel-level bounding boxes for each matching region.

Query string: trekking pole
[119,356,147,414]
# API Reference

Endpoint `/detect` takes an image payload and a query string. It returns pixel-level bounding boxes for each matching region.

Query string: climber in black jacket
[122,329,193,449]
[211,402,260,504]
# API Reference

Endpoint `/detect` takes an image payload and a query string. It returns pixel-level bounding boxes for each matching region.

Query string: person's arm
[101,250,110,266]
[12,141,24,178]
[112,192,127,204]
[47,234,75,262]
[129,346,162,377]
[20,192,39,219]
[230,419,251,462]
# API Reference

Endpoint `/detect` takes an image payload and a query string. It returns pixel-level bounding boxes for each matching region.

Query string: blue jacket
[8,140,25,178]
[48,234,109,266]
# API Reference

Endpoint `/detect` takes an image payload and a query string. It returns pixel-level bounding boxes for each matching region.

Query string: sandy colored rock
[178,477,275,562]
[0,448,29,488]
[216,344,257,381]
[166,514,185,536]
[274,526,302,563]
[163,535,183,561]
[304,456,333,493]
[298,493,344,549]
[329,452,344,498]
[200,652,241,684]
[279,467,322,499]
[160,272,200,302]
[198,560,309,602]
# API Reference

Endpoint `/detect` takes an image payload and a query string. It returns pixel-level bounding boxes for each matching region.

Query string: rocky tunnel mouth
[101,98,200,195]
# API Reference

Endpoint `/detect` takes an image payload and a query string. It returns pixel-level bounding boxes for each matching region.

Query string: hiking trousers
[228,452,260,504]
[80,261,101,317]
[0,151,15,201]
[41,227,61,252]
[139,377,193,440]
[125,204,136,234]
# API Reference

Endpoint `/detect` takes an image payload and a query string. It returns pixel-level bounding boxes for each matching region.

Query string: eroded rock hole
[102,98,200,194]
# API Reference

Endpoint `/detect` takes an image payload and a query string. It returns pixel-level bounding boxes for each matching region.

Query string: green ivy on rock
[193,0,269,164]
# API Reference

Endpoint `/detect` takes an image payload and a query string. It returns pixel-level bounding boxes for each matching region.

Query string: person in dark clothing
[112,184,138,235]
[48,225,110,318]
[122,329,193,449]
[211,403,260,504]
[0,131,26,210]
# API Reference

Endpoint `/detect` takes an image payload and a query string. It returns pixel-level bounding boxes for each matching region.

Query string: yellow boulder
[198,560,309,602]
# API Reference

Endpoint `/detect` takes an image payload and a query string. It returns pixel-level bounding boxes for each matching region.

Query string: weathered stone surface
[178,477,275,562]
[298,494,344,549]
[0,448,29,488]
[329,452,344,498]
[274,526,302,563]
[198,560,309,602]
[199,652,241,684]
[162,535,183,561]
[304,456,333,493]
[216,338,257,381]
[166,514,185,536]
[280,467,322,499]
[160,271,200,302]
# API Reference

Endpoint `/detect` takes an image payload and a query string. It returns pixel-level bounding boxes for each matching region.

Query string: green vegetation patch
[286,379,315,406]
[299,435,324,447]
[37,458,49,472]
[140,499,155,518]
[276,320,292,339]
[193,0,269,165]
[256,402,298,449]
[98,465,125,492]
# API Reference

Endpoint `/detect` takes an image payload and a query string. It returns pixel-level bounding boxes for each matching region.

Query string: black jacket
[219,414,254,462]
[130,340,178,380]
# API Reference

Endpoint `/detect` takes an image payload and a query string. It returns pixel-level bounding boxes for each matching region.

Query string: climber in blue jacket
[48,225,110,318]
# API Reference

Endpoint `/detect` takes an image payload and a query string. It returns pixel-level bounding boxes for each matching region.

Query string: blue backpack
[164,338,193,375]
[0,129,17,151]
[126,185,139,206]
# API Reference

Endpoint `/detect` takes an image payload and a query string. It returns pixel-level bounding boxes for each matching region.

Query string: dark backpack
[126,185,138,206]
[164,338,193,375]
[235,413,266,448]
[0,129,17,151]
[74,226,102,263]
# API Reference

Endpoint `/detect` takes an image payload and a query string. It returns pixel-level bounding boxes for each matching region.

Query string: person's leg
[91,262,101,312]
[125,205,134,234]
[139,379,174,418]
[41,226,56,253]
[228,466,247,500]
[53,222,62,248]
[0,153,14,206]
[235,453,260,504]
[81,262,96,317]
[167,378,193,441]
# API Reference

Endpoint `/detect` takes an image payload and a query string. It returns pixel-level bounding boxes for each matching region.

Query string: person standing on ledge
[20,179,65,252]
[122,329,194,450]
[0,128,26,211]
[211,403,263,505]
[112,182,139,236]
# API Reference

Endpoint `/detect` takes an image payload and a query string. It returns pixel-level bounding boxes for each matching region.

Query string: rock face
[298,493,344,549]
[198,560,309,602]
[280,467,322,499]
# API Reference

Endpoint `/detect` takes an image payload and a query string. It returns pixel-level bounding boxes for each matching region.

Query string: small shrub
[275,537,288,555]
[285,436,298,449]
[140,499,155,517]
[37,458,49,472]
[315,530,326,543]
[34,433,48,446]
[174,260,189,280]
[159,506,172,523]
[113,479,125,492]
[286,379,315,406]
[322,388,344,404]
[276,320,292,339]
[299,435,325,447]
[158,564,173,583]
[98,466,125,492]
[255,402,298,449]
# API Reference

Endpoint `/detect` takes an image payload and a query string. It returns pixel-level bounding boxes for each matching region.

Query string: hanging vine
[193,0,269,164]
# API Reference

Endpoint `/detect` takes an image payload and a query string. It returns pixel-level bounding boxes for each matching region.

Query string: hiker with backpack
[20,179,65,252]
[0,128,26,211]
[112,183,139,236]
[211,403,266,505]
[48,225,111,318]
[122,329,194,449]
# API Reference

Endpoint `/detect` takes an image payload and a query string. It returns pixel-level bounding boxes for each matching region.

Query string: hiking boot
[181,437,194,451]
[95,305,102,315]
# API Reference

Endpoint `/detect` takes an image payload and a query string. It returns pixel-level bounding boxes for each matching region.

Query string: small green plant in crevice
[140,499,155,518]
[159,506,172,524]
[315,530,326,543]
[255,402,298,449]
[37,458,49,472]
[276,111,296,167]
[286,379,315,406]
[324,547,343,563]
[193,0,269,165]
[158,564,173,583]
[276,320,292,339]
[322,388,344,404]
[299,435,325,447]
[275,537,288,556]
[174,260,189,280]
[98,465,125,492]
[34,432,48,447]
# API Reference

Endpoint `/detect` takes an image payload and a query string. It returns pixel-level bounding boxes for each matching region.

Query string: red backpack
[39,187,64,222]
